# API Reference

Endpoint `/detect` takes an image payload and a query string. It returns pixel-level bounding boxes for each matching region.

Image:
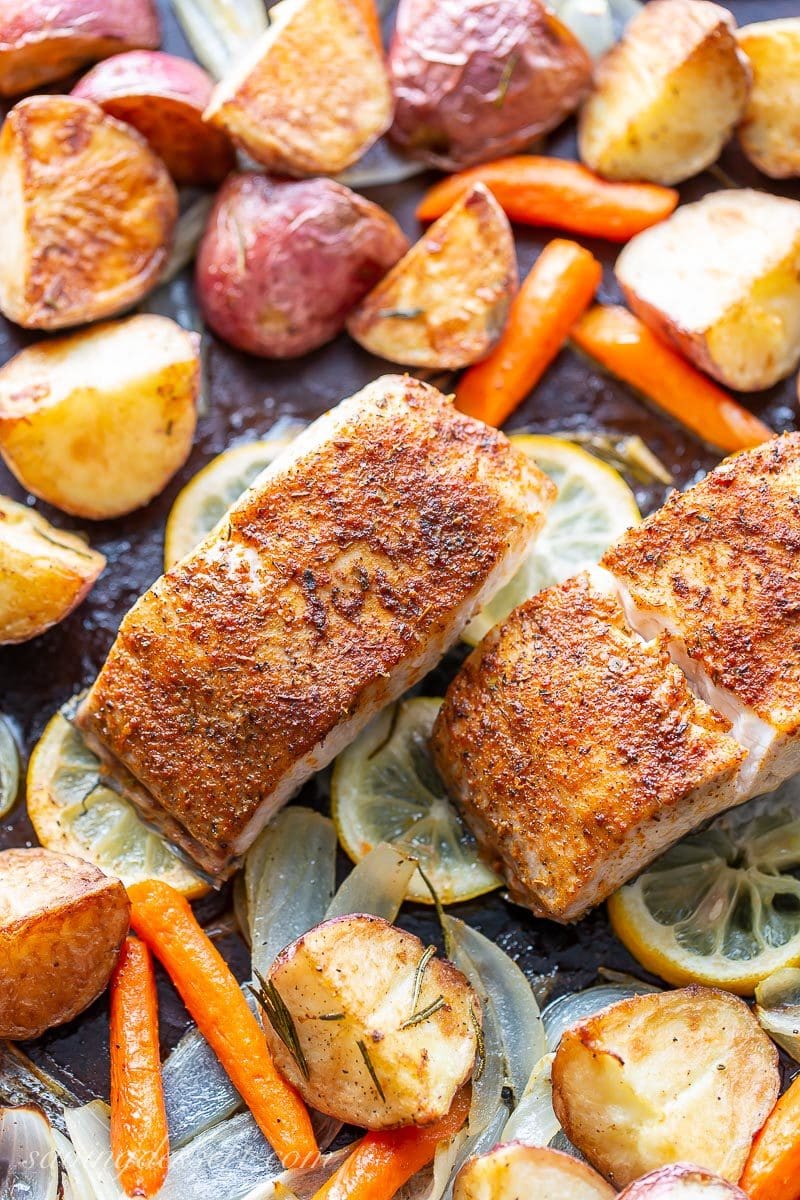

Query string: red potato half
[617,1165,750,1198]
[0,0,160,97]
[197,173,409,358]
[73,51,235,186]
[389,0,592,171]
[455,1144,615,1200]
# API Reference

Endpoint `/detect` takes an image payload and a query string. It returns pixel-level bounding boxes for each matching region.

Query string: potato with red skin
[0,0,160,97]
[73,51,235,186]
[196,173,409,359]
[617,1165,750,1199]
[388,0,592,171]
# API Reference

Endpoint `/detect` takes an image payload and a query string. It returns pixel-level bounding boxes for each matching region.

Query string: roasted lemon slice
[609,782,800,994]
[164,431,301,568]
[463,434,640,646]
[27,709,206,898]
[331,697,500,905]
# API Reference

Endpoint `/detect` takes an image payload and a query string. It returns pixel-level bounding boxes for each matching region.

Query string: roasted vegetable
[388,0,591,171]
[73,50,235,186]
[455,1144,615,1200]
[737,19,800,179]
[551,986,780,1188]
[0,0,160,97]
[618,1166,750,1199]
[347,183,517,369]
[262,914,481,1129]
[578,0,751,185]
[615,188,800,391]
[0,497,105,645]
[0,847,129,1040]
[196,173,408,358]
[0,316,200,520]
[204,0,392,176]
[0,96,177,331]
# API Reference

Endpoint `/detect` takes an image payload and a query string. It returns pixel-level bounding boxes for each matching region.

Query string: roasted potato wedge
[616,188,800,391]
[0,0,159,97]
[0,847,129,1039]
[551,986,780,1188]
[737,19,800,179]
[578,0,751,185]
[0,96,177,331]
[388,0,591,171]
[204,0,392,176]
[455,1144,615,1200]
[347,183,517,368]
[197,173,408,358]
[0,497,104,644]
[262,914,480,1129]
[617,1165,750,1199]
[73,50,234,186]
[0,316,199,520]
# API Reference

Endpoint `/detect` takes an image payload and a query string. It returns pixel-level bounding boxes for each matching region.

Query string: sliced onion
[240,1146,354,1200]
[171,0,269,79]
[247,808,337,980]
[542,981,659,1054]
[159,1113,282,1200]
[63,1102,125,1200]
[0,1043,78,1134]
[336,138,426,190]
[160,195,215,286]
[501,1053,559,1146]
[0,1107,59,1200]
[52,1128,98,1200]
[0,716,20,818]
[551,0,642,57]
[755,968,800,1062]
[325,842,417,923]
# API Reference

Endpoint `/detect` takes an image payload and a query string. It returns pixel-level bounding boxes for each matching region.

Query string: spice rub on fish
[78,375,554,878]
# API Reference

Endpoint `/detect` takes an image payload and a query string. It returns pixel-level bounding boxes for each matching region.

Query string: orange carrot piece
[571,305,774,454]
[416,157,678,242]
[740,1074,800,1200]
[312,1087,470,1200]
[110,937,169,1199]
[456,239,602,427]
[127,880,319,1169]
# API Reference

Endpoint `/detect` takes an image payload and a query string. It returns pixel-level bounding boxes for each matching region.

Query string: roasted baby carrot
[416,157,678,242]
[312,1087,470,1200]
[571,305,774,454]
[740,1074,800,1200]
[110,936,169,1199]
[127,880,319,1169]
[456,239,602,427]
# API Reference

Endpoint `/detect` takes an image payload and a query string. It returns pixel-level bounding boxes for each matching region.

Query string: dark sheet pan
[0,0,797,1102]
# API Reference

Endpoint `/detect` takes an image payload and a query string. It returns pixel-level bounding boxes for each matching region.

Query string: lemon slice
[608,782,800,995]
[164,432,301,569]
[464,434,640,646]
[27,709,207,898]
[331,697,501,905]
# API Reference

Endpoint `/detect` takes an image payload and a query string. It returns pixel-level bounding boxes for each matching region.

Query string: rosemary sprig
[250,970,309,1080]
[315,1012,346,1021]
[357,1038,386,1101]
[377,306,425,320]
[408,944,436,1019]
[494,53,519,108]
[416,863,448,947]
[400,995,446,1029]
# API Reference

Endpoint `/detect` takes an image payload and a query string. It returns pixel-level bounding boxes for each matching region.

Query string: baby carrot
[127,880,319,1169]
[312,1087,470,1200]
[110,936,169,1199]
[416,157,678,242]
[571,305,774,454]
[456,239,602,427]
[740,1074,800,1200]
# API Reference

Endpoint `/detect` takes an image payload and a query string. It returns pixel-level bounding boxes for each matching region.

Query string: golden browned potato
[455,1145,615,1200]
[0,316,199,520]
[0,497,105,644]
[0,847,129,1040]
[0,96,177,331]
[0,0,160,97]
[551,986,780,1189]
[346,184,517,368]
[617,1165,750,1200]
[578,0,751,185]
[737,19,800,178]
[616,188,800,391]
[204,0,392,176]
[261,914,480,1129]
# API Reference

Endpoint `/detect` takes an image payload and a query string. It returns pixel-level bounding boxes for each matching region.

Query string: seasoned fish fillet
[431,572,746,922]
[602,432,800,798]
[78,375,554,877]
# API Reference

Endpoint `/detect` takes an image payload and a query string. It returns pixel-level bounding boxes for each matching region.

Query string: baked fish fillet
[431,572,746,922]
[78,375,554,877]
[602,432,800,799]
